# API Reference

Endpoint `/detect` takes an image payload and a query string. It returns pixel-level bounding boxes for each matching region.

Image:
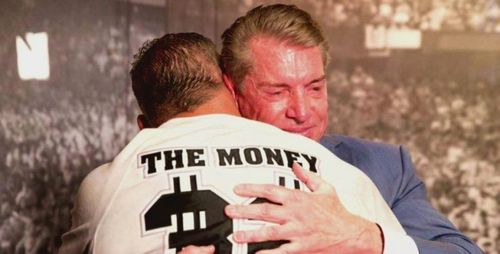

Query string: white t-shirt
[59,114,409,254]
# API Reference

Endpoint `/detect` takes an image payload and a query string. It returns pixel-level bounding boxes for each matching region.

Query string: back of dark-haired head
[221,4,329,89]
[130,32,223,127]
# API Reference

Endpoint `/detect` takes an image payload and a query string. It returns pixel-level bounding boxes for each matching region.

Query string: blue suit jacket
[320,134,483,254]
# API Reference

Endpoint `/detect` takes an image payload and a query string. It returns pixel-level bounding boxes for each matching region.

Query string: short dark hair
[130,33,223,126]
[221,4,329,89]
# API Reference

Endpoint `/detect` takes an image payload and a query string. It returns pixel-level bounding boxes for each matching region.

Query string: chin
[297,130,319,141]
[307,134,321,141]
[304,130,322,141]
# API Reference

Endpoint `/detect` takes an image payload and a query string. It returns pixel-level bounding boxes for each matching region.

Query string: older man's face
[236,36,328,141]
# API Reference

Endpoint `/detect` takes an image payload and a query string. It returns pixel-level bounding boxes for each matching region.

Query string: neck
[174,88,241,119]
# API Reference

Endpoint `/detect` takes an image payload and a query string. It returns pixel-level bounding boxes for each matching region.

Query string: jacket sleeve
[393,146,483,254]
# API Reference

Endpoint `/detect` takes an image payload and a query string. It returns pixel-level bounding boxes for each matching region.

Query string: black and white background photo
[1,0,499,253]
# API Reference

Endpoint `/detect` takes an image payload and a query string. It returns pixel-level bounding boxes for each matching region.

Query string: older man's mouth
[283,126,314,136]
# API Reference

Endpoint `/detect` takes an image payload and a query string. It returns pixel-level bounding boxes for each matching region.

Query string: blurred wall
[0,0,499,253]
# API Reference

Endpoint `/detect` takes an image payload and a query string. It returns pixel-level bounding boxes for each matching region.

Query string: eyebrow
[309,75,326,85]
[259,75,326,87]
[258,82,288,88]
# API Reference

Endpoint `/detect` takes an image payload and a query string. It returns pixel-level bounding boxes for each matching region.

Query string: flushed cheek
[312,95,328,118]
[238,99,257,119]
[316,107,328,123]
[309,102,328,136]
[248,109,278,127]
[237,96,275,122]
[259,101,289,122]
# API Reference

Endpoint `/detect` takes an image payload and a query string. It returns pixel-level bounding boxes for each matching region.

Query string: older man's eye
[266,89,285,96]
[261,86,289,98]
[309,84,325,93]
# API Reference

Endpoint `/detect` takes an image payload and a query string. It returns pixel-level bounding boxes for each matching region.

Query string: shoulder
[78,163,112,199]
[59,163,112,254]
[72,163,112,225]
[321,134,404,161]
[322,134,399,152]
[321,134,417,204]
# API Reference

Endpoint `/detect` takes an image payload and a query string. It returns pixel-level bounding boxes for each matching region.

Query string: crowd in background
[1,66,498,253]
[303,0,500,32]
[0,88,136,253]
[328,66,500,253]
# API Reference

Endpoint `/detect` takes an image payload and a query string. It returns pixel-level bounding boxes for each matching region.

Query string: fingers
[291,162,331,193]
[233,163,331,203]
[233,183,293,204]
[233,225,282,243]
[256,242,302,254]
[225,202,287,224]
[178,245,215,254]
[232,224,297,243]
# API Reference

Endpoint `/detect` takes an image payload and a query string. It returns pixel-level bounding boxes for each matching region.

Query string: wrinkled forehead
[247,35,325,66]
[246,36,325,83]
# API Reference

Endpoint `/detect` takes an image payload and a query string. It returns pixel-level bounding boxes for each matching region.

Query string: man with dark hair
[220,3,482,254]
[58,33,405,254]
[130,33,223,128]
